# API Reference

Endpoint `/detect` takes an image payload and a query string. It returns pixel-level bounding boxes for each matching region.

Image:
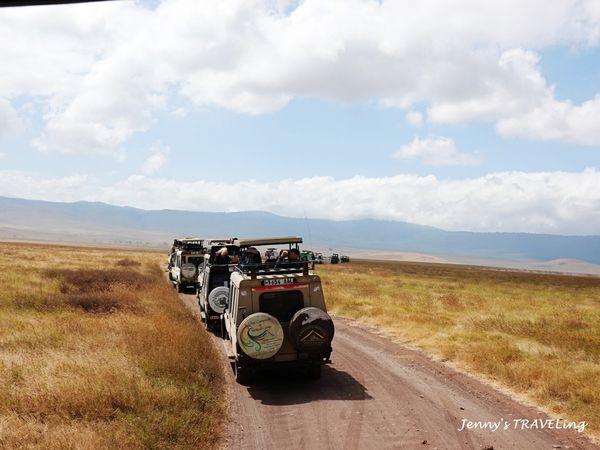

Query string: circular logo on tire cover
[208,286,229,314]
[237,313,284,360]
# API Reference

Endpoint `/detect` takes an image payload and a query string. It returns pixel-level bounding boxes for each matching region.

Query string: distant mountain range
[1,195,600,265]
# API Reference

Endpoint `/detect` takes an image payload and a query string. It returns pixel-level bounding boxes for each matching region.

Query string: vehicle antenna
[302,206,314,253]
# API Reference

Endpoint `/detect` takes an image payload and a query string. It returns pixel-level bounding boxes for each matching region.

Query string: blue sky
[0,0,599,234]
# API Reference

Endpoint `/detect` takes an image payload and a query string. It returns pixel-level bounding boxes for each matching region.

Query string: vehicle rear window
[209,270,230,291]
[186,256,203,265]
[259,290,303,322]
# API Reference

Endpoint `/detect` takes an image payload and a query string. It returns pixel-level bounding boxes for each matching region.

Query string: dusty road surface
[178,293,597,450]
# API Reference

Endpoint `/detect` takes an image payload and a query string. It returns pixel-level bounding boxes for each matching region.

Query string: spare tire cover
[237,312,284,360]
[289,307,334,354]
[208,286,229,314]
[181,263,196,278]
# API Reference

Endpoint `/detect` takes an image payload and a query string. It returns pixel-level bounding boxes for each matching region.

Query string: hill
[1,195,600,265]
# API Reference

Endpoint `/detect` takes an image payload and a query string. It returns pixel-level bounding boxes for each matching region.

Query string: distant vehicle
[197,240,239,332]
[300,250,315,262]
[330,253,340,264]
[169,238,206,292]
[314,252,324,264]
[222,237,334,384]
[340,255,350,263]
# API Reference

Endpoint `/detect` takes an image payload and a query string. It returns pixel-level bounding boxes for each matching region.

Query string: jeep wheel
[307,364,322,380]
[176,282,185,293]
[234,361,252,385]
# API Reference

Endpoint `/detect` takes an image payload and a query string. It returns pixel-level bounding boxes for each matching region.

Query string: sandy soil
[178,293,597,450]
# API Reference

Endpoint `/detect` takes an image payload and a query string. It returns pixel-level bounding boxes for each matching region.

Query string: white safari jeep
[222,237,334,384]
[169,238,205,293]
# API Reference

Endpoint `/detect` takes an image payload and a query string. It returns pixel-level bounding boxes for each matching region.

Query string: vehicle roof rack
[234,236,303,247]
[234,261,309,278]
[204,238,235,245]
[173,238,205,251]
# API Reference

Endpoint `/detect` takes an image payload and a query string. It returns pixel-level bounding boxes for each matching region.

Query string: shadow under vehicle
[222,237,334,384]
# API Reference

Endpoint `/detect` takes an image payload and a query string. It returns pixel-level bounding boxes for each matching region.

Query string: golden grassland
[319,260,600,437]
[0,242,225,449]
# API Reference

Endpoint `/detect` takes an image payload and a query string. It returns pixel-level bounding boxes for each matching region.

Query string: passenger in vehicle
[276,249,288,266]
[288,248,304,268]
[289,248,301,261]
[275,248,302,268]
[214,247,231,264]
[240,247,261,266]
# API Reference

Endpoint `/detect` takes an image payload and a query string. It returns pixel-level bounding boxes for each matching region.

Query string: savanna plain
[321,260,600,439]
[0,242,224,449]
[0,242,599,448]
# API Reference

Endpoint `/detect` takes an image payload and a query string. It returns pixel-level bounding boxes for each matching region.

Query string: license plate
[262,278,295,286]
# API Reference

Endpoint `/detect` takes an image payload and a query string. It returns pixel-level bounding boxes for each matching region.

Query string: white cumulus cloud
[394,136,482,166]
[0,0,600,154]
[141,144,169,175]
[496,95,600,146]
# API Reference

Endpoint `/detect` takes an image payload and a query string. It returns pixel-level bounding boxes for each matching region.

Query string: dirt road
[179,293,596,449]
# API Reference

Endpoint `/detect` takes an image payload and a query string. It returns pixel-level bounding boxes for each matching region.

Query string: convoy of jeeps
[167,236,342,384]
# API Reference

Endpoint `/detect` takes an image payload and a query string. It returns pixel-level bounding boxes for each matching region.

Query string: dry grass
[0,242,225,449]
[319,260,600,438]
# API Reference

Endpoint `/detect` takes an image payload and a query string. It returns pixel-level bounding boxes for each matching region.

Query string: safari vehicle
[168,237,203,278]
[169,238,206,293]
[197,240,239,331]
[314,252,324,264]
[300,250,315,262]
[222,237,334,384]
[330,253,340,264]
[340,255,350,263]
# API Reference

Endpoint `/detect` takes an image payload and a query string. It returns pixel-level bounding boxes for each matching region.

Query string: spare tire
[208,286,229,314]
[237,312,284,360]
[289,307,334,355]
[181,263,196,279]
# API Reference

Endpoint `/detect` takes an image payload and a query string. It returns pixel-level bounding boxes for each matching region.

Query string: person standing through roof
[275,248,303,268]
[240,247,261,267]
[288,248,303,268]
[214,247,231,264]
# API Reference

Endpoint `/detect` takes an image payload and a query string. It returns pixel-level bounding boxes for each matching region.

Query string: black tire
[234,361,252,385]
[289,307,334,355]
[307,364,322,380]
[176,282,185,293]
